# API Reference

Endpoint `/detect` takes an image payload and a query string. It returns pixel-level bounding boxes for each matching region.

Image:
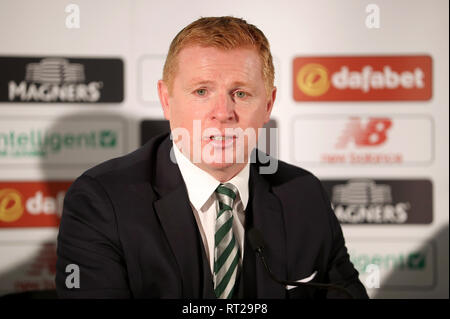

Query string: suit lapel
[154,186,207,298]
[152,136,211,298]
[248,163,287,298]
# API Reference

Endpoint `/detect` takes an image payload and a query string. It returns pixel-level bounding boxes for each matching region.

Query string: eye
[234,91,247,99]
[196,88,207,96]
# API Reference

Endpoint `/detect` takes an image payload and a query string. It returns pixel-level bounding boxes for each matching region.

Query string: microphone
[247,228,354,299]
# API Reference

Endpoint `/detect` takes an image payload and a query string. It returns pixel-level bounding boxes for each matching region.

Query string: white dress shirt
[172,142,249,275]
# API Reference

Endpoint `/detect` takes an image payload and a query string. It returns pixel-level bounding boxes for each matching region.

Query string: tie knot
[215,183,238,210]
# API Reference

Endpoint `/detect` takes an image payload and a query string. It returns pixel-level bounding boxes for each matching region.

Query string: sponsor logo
[296,63,331,97]
[25,58,85,84]
[336,117,392,148]
[0,182,72,228]
[0,117,125,165]
[293,55,432,101]
[0,189,24,223]
[323,179,432,224]
[0,56,123,103]
[293,115,433,165]
[347,239,436,289]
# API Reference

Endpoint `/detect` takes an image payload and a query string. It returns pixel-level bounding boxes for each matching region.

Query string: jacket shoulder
[254,153,321,188]
[81,132,169,183]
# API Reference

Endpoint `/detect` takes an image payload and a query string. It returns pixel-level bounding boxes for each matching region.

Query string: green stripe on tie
[214,217,233,246]
[214,251,239,298]
[217,203,232,218]
[215,186,236,200]
[214,236,236,273]
[214,183,240,299]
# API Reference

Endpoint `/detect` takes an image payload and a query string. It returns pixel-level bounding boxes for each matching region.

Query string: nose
[210,92,236,122]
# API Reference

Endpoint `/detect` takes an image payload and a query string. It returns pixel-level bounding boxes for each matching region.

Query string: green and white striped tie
[214,183,240,299]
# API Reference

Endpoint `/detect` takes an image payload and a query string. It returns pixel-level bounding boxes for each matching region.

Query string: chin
[197,141,249,172]
[202,161,237,171]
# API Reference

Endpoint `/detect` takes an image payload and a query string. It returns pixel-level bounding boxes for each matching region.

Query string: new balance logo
[336,117,392,148]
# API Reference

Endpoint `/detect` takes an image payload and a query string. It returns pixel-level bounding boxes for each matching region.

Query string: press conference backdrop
[0,0,448,298]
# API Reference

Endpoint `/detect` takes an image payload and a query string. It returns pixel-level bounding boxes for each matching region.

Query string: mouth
[203,135,237,148]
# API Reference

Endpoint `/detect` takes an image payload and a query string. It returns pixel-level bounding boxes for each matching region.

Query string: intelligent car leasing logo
[0,129,117,157]
[0,117,125,165]
[293,55,432,101]
[0,56,124,103]
[322,179,433,224]
[347,239,435,290]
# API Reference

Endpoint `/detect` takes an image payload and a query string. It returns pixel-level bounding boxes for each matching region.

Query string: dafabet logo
[0,182,72,227]
[293,56,432,101]
[0,188,24,223]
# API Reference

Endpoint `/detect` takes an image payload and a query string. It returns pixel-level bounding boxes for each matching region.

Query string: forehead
[174,45,263,84]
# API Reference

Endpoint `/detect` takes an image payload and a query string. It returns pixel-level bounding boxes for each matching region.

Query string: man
[56,16,368,299]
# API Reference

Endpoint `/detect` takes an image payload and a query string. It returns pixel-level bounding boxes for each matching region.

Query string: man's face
[158,45,276,177]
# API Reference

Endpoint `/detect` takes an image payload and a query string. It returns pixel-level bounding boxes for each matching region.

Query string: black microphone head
[247,228,265,252]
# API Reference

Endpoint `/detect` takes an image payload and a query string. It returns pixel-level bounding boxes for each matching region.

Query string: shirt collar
[172,141,250,212]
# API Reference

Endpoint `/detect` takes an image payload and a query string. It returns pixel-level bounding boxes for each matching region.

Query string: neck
[196,162,247,182]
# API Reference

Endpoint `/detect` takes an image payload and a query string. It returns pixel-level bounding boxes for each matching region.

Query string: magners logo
[0,56,124,103]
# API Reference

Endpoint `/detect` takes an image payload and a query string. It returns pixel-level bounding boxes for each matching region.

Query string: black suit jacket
[55,133,368,299]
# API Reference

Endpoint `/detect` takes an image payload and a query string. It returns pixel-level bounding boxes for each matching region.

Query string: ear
[158,80,171,121]
[264,86,277,123]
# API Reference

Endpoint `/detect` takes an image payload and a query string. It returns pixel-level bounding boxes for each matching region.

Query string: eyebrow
[187,79,251,88]
[188,80,215,87]
[230,81,251,88]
